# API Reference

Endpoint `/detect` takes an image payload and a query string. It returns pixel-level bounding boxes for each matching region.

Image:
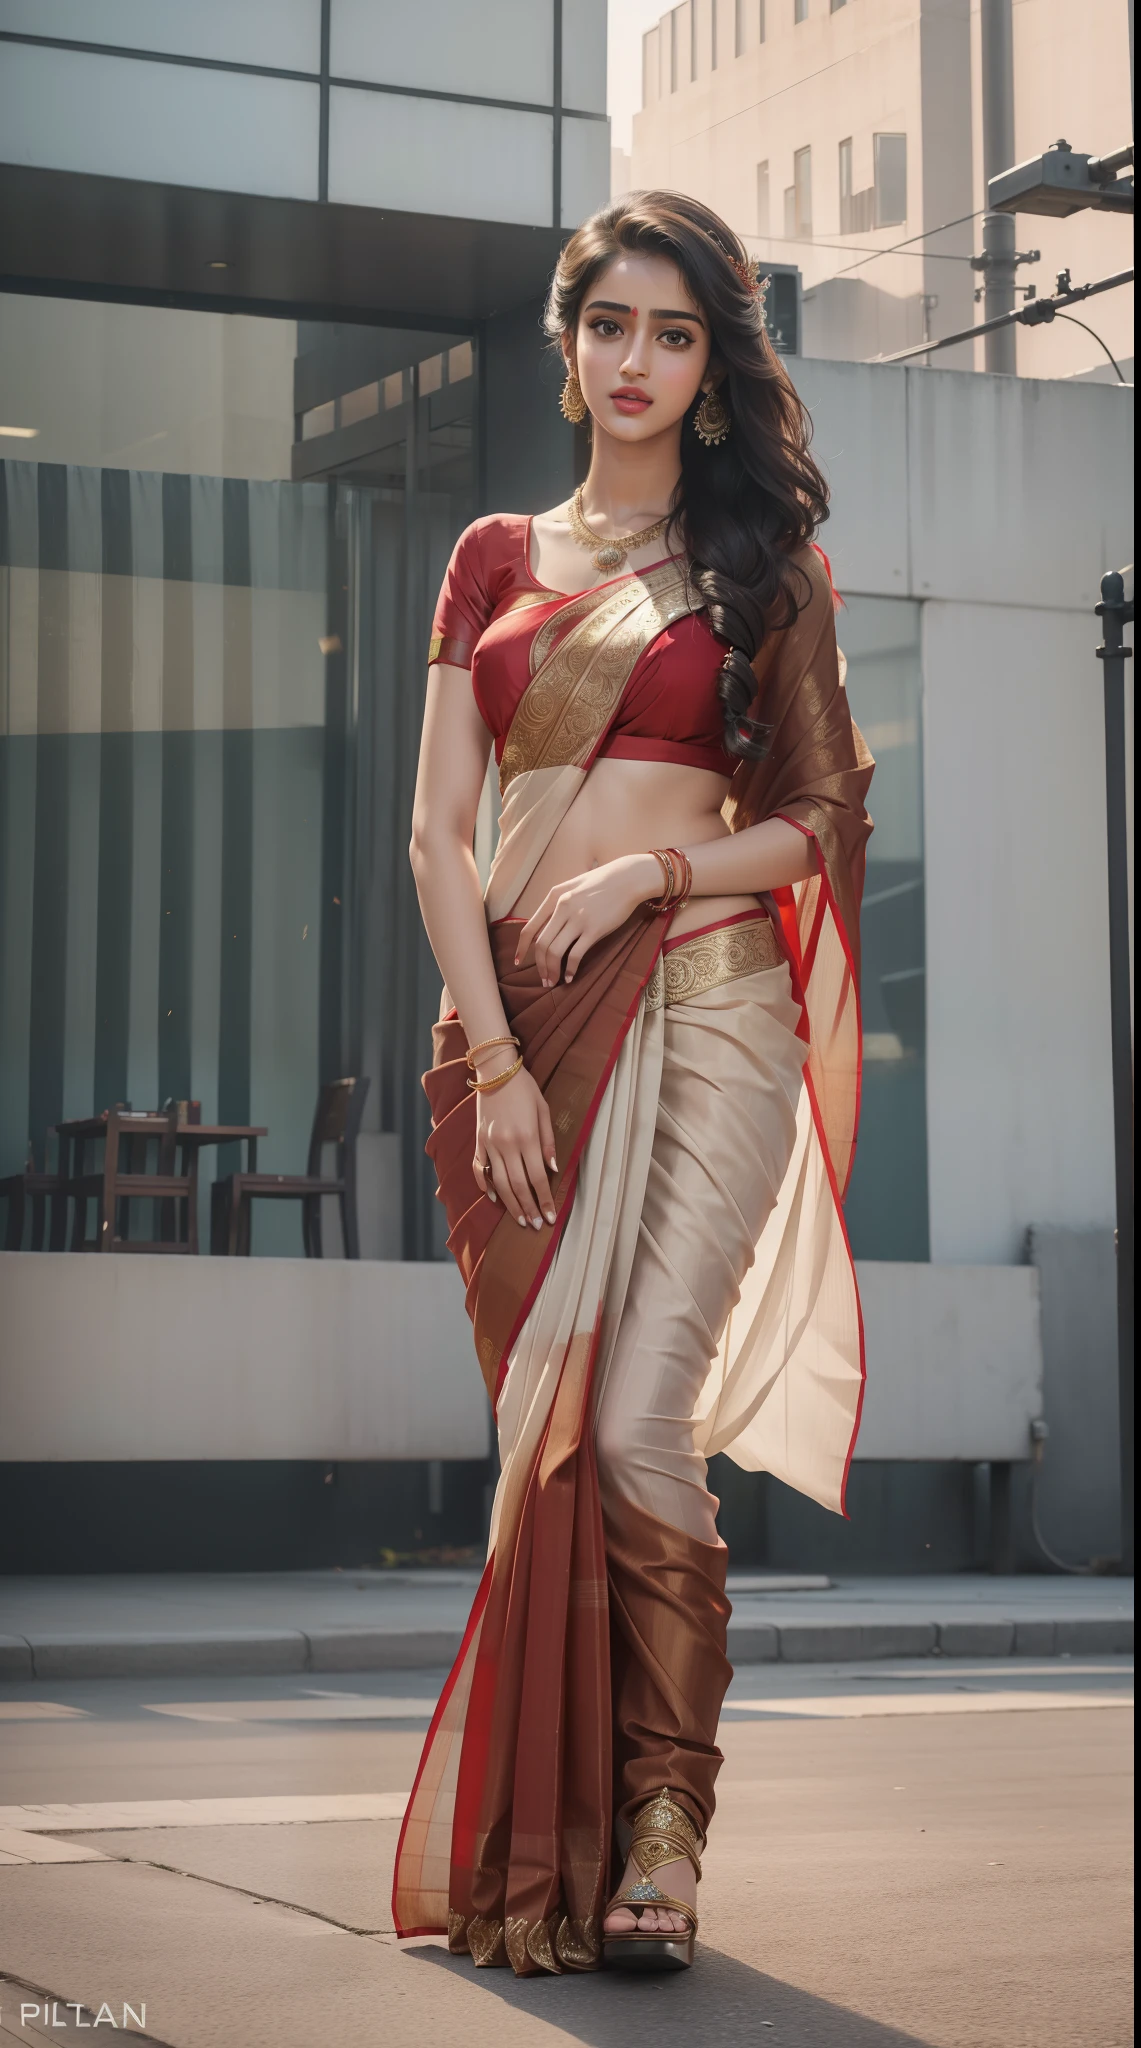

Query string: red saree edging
[390,1560,492,1937]
[492,920,670,1405]
[801,1058,867,1520]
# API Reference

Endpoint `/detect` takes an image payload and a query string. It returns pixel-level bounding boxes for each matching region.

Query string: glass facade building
[0,294,483,1256]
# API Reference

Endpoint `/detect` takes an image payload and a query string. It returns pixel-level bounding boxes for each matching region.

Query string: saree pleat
[604,1490,732,1842]
[393,543,873,1970]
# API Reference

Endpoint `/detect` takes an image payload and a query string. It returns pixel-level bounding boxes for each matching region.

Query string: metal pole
[980,0,1017,371]
[1095,570,1135,1575]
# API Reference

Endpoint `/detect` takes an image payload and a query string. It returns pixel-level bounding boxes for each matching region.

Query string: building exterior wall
[788,357,1132,1264]
[629,0,1133,377]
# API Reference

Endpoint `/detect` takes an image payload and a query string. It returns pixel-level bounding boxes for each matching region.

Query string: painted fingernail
[531,1217,541,1230]
[545,1209,556,1224]
[549,1157,558,1172]
[487,1190,497,1202]
[517,1215,527,1228]
[565,974,574,983]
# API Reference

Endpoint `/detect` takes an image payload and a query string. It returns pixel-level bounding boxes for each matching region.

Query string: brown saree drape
[392,545,873,1974]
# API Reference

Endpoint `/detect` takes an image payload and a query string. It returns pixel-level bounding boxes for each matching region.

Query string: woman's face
[566,251,714,446]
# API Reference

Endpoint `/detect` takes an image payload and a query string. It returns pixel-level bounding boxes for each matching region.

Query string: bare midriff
[508,755,762,938]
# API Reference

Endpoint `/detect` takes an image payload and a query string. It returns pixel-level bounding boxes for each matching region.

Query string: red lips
[610,387,652,414]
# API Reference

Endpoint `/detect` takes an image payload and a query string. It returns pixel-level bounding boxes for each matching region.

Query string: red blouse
[429,514,734,775]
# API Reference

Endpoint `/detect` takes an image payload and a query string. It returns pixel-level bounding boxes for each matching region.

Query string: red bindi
[630,307,638,316]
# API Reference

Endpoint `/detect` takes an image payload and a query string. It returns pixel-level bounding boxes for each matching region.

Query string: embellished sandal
[602,1791,702,1971]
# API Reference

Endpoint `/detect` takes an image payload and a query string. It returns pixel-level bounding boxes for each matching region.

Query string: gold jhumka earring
[693,385,731,447]
[559,369,588,424]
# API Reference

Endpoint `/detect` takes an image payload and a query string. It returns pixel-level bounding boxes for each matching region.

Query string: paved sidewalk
[0,1569,1132,1679]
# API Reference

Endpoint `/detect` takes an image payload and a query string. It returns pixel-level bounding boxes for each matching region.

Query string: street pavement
[0,1570,1132,1679]
[0,1656,1132,2047]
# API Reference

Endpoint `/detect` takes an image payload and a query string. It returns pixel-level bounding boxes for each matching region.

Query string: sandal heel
[602,1791,702,1973]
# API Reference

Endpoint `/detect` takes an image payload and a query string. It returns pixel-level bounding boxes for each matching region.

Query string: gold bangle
[664,846,693,908]
[465,1033,520,1072]
[646,847,679,912]
[466,1052,525,1093]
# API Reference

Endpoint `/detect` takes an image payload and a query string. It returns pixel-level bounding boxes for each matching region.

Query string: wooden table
[54,1117,267,1251]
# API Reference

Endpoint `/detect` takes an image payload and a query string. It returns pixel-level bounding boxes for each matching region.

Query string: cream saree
[392,545,873,1973]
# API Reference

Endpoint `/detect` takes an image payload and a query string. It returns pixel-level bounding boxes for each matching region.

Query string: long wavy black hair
[544,190,828,761]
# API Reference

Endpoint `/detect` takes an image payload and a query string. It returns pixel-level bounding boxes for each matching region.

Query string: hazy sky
[608,0,666,154]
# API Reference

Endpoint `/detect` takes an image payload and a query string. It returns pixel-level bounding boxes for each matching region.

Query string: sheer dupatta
[692,544,874,1510]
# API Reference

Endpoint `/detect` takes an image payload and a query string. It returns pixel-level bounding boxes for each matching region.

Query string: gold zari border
[645,917,783,1010]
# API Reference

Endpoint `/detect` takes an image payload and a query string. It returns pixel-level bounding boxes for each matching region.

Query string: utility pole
[1095,571,1135,1576]
[980,0,1017,371]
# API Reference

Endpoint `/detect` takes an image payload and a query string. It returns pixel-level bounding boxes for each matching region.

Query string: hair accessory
[694,386,731,448]
[705,232,770,311]
[567,486,669,574]
[732,253,768,301]
[559,370,588,424]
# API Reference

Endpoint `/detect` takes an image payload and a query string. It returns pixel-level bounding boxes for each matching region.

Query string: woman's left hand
[514,853,660,986]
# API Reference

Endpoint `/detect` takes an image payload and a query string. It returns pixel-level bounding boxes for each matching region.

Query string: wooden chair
[212,1077,369,1258]
[0,1140,69,1251]
[70,1107,196,1253]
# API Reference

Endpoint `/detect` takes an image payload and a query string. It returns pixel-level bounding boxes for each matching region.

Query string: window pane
[874,132,907,226]
[839,597,929,1261]
[419,354,443,395]
[448,341,474,384]
[794,0,809,21]
[0,291,476,1258]
[838,136,853,201]
[302,399,335,441]
[756,160,770,237]
[340,381,378,428]
[783,183,796,240]
[794,144,813,237]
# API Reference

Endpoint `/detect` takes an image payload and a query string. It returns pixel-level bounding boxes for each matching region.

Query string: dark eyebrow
[584,298,705,327]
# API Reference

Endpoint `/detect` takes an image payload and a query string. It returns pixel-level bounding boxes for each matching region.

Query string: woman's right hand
[473,1059,558,1229]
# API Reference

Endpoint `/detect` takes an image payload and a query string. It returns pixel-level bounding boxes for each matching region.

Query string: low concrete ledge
[2,1252,1041,1465]
[302,1627,464,1672]
[26,1630,310,1681]
[0,1635,34,1678]
[4,1611,1129,1680]
[773,1622,940,1662]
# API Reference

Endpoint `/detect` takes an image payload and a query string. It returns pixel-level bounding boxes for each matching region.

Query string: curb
[0,1614,1132,1682]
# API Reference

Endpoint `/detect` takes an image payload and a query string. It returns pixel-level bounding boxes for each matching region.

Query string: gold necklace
[566,486,669,574]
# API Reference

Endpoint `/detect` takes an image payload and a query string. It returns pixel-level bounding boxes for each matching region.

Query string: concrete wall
[0,1250,1040,1465]
[0,1254,491,1463]
[793,357,1132,1264]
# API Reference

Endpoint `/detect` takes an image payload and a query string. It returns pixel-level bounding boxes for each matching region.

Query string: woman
[393,191,873,1976]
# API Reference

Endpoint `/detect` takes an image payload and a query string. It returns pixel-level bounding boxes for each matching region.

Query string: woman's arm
[515,821,814,990]
[409,666,558,1231]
